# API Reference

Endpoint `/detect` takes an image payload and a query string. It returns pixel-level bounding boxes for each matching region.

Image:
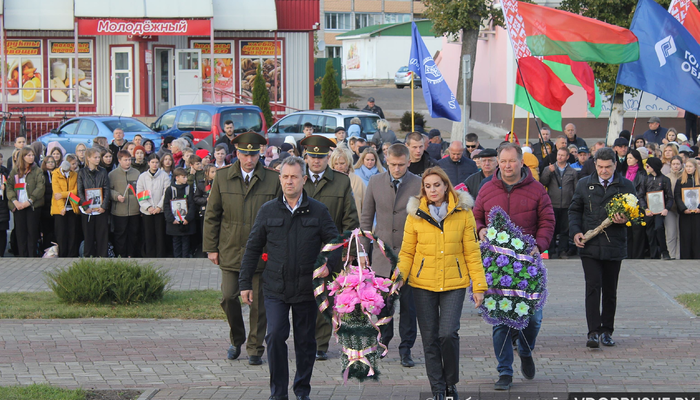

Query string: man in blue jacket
[436,141,477,186]
[240,156,339,400]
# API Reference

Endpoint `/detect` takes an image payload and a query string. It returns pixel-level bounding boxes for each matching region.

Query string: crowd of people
[3,105,700,400]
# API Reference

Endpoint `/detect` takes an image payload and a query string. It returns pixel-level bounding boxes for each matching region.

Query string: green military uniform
[203,133,281,360]
[301,136,360,356]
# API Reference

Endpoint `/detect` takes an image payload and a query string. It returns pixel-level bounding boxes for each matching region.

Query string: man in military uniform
[301,135,360,361]
[203,132,281,366]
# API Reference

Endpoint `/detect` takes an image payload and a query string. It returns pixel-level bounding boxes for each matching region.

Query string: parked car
[38,116,163,154]
[150,104,266,151]
[395,66,421,89]
[266,109,380,147]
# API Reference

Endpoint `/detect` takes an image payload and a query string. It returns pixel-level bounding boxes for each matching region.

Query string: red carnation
[262,253,268,262]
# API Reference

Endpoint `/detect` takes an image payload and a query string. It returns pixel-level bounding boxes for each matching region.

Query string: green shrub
[347,102,359,109]
[321,59,340,109]
[399,111,426,132]
[45,259,171,305]
[252,64,274,128]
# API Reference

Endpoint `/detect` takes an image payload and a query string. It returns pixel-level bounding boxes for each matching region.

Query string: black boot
[446,385,459,400]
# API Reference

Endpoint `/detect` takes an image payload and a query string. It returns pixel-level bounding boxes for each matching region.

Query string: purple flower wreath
[469,206,548,330]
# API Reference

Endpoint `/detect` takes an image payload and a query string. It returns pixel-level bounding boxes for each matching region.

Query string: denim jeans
[492,309,543,377]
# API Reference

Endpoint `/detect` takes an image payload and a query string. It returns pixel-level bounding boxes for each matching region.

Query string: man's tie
[313,174,320,186]
[244,175,250,188]
[392,179,400,193]
[603,179,609,189]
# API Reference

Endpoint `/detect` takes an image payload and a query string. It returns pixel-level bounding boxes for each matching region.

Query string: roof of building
[336,19,435,40]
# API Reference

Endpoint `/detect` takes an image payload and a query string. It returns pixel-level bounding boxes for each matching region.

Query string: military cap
[232,131,267,155]
[301,135,336,158]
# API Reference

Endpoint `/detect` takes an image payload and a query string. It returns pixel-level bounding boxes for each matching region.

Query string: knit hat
[646,156,663,175]
[637,147,649,159]
[196,149,210,159]
[133,145,147,155]
[280,143,294,152]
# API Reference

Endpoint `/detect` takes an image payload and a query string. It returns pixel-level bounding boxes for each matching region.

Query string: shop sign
[49,42,91,54]
[6,40,42,56]
[78,18,210,36]
[240,41,282,56]
[193,42,232,54]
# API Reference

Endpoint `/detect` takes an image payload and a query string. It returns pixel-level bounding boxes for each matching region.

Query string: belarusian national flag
[514,57,573,131]
[669,0,700,42]
[542,55,602,117]
[14,182,25,190]
[127,184,137,197]
[516,1,639,63]
[68,192,81,205]
[137,190,151,201]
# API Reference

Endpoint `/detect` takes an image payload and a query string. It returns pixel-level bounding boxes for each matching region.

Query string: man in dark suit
[570,147,637,349]
[240,156,339,400]
[360,143,421,368]
[301,135,360,361]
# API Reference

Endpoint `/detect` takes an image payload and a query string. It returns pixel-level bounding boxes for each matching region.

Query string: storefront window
[5,40,44,104]
[48,40,94,104]
[239,40,283,103]
[192,41,235,103]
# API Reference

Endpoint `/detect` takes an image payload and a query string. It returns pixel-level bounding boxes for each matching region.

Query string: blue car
[38,117,163,154]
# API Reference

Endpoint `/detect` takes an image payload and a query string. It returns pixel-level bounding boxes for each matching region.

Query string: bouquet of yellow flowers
[582,193,646,243]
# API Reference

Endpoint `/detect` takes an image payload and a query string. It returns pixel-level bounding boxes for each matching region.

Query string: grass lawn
[0,385,141,400]
[0,290,225,320]
[676,293,700,316]
[0,384,85,400]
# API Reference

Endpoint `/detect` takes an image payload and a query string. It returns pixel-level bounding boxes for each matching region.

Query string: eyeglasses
[466,145,477,149]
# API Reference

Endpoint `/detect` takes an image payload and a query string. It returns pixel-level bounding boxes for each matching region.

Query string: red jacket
[473,168,556,252]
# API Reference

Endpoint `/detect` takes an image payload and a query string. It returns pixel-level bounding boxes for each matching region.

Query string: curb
[137,388,159,400]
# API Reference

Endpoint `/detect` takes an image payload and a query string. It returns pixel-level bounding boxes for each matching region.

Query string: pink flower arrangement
[331,266,391,316]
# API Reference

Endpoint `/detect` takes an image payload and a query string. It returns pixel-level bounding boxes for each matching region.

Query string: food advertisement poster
[4,40,44,103]
[239,41,283,102]
[48,41,94,104]
[346,43,360,70]
[192,41,234,103]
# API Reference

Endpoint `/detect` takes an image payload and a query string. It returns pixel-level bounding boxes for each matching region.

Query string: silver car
[266,109,379,147]
[395,66,421,89]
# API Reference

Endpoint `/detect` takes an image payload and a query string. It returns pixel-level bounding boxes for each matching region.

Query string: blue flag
[409,22,461,122]
[618,0,700,116]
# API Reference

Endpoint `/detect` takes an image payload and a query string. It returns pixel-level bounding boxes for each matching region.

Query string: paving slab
[0,259,699,399]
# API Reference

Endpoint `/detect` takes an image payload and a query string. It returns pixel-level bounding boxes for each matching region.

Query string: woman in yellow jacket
[398,166,486,400]
[51,154,80,257]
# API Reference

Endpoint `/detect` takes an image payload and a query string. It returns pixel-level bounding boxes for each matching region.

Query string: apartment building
[319,0,426,58]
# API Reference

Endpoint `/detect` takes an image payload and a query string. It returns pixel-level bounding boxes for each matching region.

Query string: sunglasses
[466,145,477,149]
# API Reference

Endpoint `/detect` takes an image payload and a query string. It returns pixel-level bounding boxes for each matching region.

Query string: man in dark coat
[532,126,554,165]
[564,123,587,148]
[570,147,637,349]
[240,156,339,400]
[473,143,555,391]
[426,129,449,160]
[214,120,237,154]
[436,141,477,186]
[405,131,435,176]
[203,132,281,365]
[362,96,385,118]
[463,148,497,198]
[301,135,359,360]
[360,143,421,368]
[642,116,668,145]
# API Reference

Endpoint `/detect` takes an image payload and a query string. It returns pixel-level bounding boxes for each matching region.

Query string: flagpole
[510,103,516,136]
[411,73,415,132]
[605,66,622,145]
[526,112,530,144]
[501,7,549,157]
[629,91,644,146]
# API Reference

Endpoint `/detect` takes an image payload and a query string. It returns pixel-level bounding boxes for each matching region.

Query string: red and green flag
[670,0,700,42]
[14,182,25,190]
[515,1,639,63]
[542,55,602,118]
[137,190,151,201]
[127,184,137,197]
[68,192,81,206]
[514,57,573,131]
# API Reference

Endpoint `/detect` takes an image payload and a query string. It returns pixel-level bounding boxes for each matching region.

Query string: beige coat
[360,171,422,277]
[348,171,366,217]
